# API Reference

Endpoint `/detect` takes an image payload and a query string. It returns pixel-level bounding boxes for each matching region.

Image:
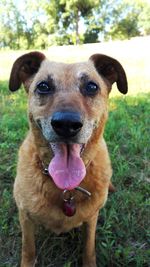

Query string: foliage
[59,0,99,44]
[138,0,150,35]
[84,0,150,42]
[0,0,150,48]
[0,0,34,49]
[107,0,149,40]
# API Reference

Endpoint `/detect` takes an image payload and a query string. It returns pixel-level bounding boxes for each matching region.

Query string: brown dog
[9,52,127,267]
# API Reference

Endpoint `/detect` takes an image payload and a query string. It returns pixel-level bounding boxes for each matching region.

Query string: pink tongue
[48,144,86,190]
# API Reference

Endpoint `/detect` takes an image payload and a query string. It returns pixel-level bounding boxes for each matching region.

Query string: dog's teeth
[80,144,85,154]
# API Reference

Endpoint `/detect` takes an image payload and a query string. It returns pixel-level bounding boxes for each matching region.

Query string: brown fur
[9,52,127,267]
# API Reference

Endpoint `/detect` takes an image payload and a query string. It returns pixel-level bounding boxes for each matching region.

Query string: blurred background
[0,0,150,49]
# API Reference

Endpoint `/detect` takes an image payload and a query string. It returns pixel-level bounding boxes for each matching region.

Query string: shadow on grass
[0,90,150,267]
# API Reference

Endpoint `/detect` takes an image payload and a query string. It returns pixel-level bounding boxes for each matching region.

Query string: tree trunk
[75,9,80,45]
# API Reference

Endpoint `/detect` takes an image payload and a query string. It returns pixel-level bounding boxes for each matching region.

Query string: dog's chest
[28,194,86,234]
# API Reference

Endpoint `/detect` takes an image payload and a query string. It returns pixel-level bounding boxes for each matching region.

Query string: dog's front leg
[19,210,36,267]
[82,211,99,267]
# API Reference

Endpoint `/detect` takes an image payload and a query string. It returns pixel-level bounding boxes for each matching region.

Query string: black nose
[51,111,83,138]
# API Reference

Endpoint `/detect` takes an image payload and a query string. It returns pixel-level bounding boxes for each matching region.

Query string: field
[0,37,150,267]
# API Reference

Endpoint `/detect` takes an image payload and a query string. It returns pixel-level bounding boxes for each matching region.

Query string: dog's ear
[89,54,128,94]
[9,51,46,92]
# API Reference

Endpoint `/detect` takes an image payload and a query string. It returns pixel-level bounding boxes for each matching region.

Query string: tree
[0,0,37,49]
[85,0,150,42]
[60,0,99,44]
[85,0,138,42]
[137,0,150,35]
[108,0,141,40]
[84,0,113,43]
[0,0,23,49]
[42,0,99,45]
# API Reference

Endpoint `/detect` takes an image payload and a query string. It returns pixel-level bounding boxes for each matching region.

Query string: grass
[0,38,150,266]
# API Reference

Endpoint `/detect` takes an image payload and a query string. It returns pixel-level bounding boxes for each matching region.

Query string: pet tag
[62,190,76,217]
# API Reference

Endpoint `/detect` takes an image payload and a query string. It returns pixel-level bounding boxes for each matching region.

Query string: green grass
[0,39,150,266]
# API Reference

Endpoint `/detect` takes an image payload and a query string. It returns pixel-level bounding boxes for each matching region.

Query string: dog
[9,51,127,267]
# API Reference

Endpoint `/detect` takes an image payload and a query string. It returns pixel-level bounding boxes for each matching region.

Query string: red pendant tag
[62,190,76,217]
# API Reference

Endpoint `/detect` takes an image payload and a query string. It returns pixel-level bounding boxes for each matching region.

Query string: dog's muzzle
[36,110,94,144]
[51,111,83,138]
[35,110,95,190]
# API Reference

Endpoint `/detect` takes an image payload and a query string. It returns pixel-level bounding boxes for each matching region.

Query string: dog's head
[9,52,127,190]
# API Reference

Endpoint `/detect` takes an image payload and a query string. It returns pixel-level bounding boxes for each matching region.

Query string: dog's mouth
[48,143,86,190]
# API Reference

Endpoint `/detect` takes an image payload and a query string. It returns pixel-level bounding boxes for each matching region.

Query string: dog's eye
[36,81,53,94]
[84,81,99,96]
